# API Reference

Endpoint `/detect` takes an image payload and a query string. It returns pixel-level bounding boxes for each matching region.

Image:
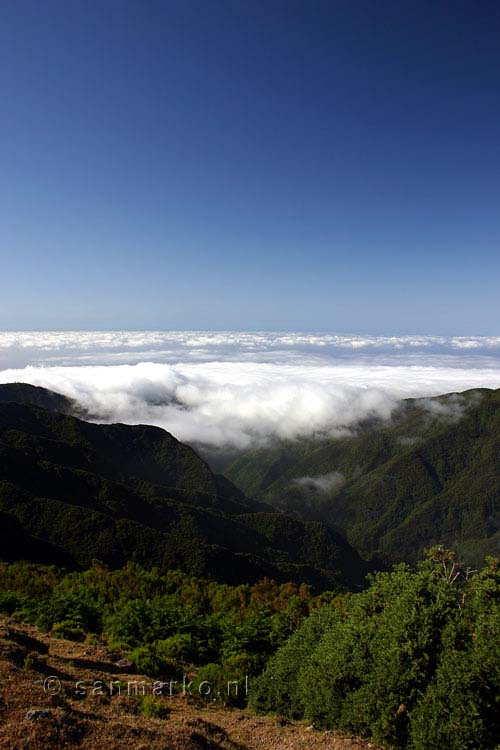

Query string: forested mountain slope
[0,384,366,589]
[220,388,500,566]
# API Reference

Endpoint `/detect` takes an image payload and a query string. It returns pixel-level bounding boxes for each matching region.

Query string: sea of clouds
[1,331,500,448]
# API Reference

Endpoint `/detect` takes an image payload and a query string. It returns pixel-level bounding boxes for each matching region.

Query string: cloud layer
[293,471,346,494]
[3,330,500,369]
[1,332,500,447]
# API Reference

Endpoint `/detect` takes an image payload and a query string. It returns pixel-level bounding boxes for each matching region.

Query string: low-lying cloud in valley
[1,331,500,447]
[293,471,346,494]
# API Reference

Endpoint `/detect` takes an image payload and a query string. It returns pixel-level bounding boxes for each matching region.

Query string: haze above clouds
[1,332,500,448]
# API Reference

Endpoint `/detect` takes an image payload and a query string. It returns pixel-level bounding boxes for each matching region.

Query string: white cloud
[292,471,346,494]
[417,393,470,423]
[0,332,499,447]
[2,330,500,368]
[397,436,422,447]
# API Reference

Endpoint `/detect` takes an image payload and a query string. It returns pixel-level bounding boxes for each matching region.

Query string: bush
[251,551,500,749]
[192,663,227,701]
[129,643,183,680]
[0,591,23,616]
[23,652,39,670]
[47,590,101,632]
[52,620,86,642]
[103,599,155,649]
[193,656,254,706]
[249,605,339,718]
[137,694,170,720]
[154,634,197,663]
[409,563,500,750]
[0,561,328,710]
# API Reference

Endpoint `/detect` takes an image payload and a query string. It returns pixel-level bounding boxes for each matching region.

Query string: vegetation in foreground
[3,550,500,748]
[252,546,500,750]
[0,617,373,750]
[0,561,336,704]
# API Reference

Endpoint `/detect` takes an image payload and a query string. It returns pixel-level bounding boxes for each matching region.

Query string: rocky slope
[0,616,381,750]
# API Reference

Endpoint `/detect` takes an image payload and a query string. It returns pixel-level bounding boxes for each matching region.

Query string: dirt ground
[0,616,380,750]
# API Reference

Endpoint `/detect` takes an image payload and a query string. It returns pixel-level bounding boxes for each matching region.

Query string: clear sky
[1,0,499,333]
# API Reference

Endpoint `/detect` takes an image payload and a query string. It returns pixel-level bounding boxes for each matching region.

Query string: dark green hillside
[0,382,77,414]
[220,388,500,567]
[0,390,366,589]
[0,510,73,566]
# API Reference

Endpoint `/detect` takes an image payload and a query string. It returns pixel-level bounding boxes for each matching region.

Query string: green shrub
[0,591,23,615]
[154,633,196,663]
[103,599,156,649]
[48,590,101,632]
[23,652,38,670]
[0,561,329,710]
[409,563,500,750]
[251,551,500,749]
[129,643,183,680]
[192,663,227,701]
[137,694,170,720]
[52,619,86,642]
[193,657,253,706]
[249,605,339,717]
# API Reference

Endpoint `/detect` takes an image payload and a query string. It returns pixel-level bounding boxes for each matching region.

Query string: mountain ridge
[218,387,500,567]
[0,383,366,589]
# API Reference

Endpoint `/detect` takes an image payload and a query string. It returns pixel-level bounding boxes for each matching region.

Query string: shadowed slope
[0,385,366,589]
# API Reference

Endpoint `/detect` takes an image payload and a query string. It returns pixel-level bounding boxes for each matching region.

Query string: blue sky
[1,0,499,332]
